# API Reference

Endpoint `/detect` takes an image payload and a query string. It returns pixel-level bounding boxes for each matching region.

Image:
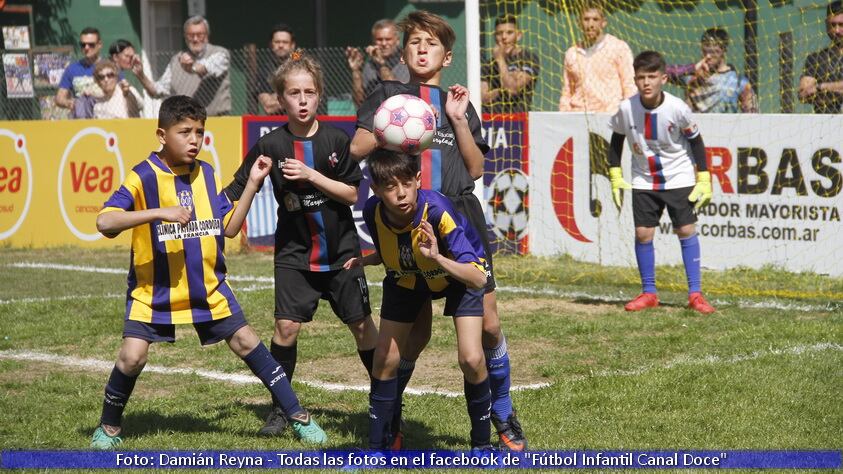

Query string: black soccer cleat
[258,405,288,436]
[491,409,528,451]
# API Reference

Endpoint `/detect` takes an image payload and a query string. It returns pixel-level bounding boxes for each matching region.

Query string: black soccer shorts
[632,186,698,228]
[274,266,371,324]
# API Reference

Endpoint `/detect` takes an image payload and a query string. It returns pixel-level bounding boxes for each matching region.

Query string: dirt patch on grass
[496,296,617,317]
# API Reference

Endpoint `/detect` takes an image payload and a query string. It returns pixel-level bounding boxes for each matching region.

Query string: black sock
[270,341,297,381]
[100,366,139,427]
[357,348,375,378]
[464,377,492,448]
[269,341,297,407]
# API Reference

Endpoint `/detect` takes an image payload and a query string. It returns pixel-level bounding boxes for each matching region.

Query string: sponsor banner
[1,450,840,469]
[241,116,369,250]
[0,117,242,249]
[482,113,529,255]
[529,112,843,276]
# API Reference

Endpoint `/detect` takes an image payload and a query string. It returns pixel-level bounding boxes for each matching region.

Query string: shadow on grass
[240,402,465,449]
[79,409,225,438]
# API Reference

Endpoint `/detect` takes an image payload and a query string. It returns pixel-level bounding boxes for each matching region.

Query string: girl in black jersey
[224,52,377,437]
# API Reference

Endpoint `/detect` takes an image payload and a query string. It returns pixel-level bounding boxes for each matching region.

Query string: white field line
[0,286,272,306]
[4,262,840,313]
[0,343,839,397]
[0,349,543,398]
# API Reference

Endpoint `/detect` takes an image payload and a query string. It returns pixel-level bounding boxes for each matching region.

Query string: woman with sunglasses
[91,60,142,119]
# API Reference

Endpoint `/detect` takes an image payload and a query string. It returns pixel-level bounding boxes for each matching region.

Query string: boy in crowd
[607,51,716,314]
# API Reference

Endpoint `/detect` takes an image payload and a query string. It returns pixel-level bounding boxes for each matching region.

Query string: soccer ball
[373,94,436,154]
[487,169,529,240]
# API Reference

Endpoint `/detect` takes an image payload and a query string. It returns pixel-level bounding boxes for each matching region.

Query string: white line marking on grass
[5,262,839,313]
[0,286,271,306]
[0,349,546,397]
[0,294,123,305]
[6,262,274,283]
[591,342,843,378]
[1,344,838,396]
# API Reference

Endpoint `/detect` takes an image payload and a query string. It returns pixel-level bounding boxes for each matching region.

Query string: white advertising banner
[529,112,843,277]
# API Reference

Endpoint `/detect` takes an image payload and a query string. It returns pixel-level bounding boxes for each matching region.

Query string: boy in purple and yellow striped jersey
[90,95,327,450]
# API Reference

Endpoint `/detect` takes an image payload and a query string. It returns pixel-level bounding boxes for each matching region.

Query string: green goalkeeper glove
[609,167,632,209]
[688,171,712,211]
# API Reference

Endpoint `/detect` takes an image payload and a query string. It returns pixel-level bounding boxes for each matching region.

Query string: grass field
[0,246,840,469]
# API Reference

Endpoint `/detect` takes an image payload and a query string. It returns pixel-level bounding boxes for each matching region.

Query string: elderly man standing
[800,0,843,113]
[558,1,636,113]
[345,19,410,107]
[135,16,231,115]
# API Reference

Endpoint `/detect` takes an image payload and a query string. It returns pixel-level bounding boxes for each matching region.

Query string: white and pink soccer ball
[373,94,436,154]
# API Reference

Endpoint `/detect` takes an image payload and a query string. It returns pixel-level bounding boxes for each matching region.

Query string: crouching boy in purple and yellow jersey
[90,95,327,449]
[344,150,492,450]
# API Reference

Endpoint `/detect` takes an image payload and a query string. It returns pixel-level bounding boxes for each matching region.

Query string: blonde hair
[271,50,324,98]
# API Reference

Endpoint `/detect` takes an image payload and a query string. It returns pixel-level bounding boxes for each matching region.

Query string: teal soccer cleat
[90,426,123,450]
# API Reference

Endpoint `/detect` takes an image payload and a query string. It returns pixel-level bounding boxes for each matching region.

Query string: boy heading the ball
[608,51,716,314]
[351,10,527,451]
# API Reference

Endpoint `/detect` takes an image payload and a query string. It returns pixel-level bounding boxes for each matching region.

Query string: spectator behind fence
[109,39,139,73]
[667,28,758,113]
[92,60,142,119]
[256,23,297,115]
[56,27,117,117]
[799,0,843,113]
[345,19,410,107]
[134,16,231,115]
[558,1,636,113]
[481,14,540,114]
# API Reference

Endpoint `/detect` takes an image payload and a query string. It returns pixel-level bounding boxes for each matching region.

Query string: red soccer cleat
[389,431,404,450]
[688,292,715,314]
[624,293,659,311]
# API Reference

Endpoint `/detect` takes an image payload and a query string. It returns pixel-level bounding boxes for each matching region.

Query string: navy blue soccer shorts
[449,193,496,293]
[122,311,248,346]
[379,276,485,323]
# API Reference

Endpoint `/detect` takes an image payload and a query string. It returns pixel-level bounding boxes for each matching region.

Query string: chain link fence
[1,46,467,120]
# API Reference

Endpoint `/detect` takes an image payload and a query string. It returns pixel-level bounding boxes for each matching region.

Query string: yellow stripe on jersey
[100,153,240,324]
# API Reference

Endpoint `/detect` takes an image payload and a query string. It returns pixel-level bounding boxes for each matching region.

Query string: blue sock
[464,377,492,448]
[680,233,702,294]
[391,359,415,434]
[100,366,139,427]
[369,377,398,449]
[243,342,304,419]
[635,240,657,294]
[484,337,513,420]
